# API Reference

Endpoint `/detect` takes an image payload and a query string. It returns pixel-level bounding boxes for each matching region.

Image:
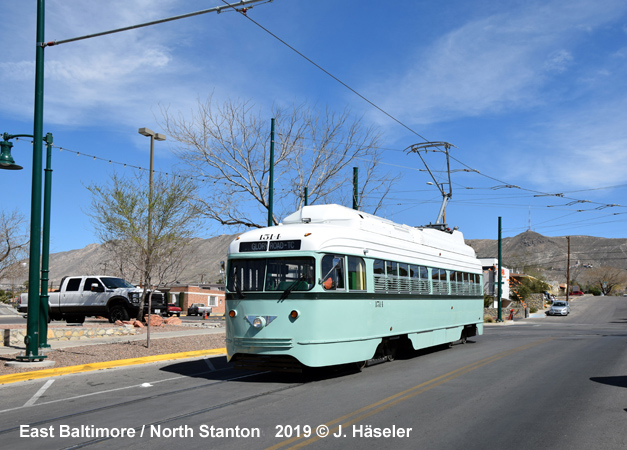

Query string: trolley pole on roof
[267,118,275,227]
[497,216,503,322]
[304,187,308,206]
[405,141,456,225]
[353,167,358,210]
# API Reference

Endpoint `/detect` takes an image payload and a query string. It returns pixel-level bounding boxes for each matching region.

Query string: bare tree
[159,97,397,228]
[87,172,201,318]
[582,267,627,296]
[0,210,29,282]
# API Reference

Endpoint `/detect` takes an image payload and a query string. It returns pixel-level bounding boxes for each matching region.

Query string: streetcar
[225,204,483,372]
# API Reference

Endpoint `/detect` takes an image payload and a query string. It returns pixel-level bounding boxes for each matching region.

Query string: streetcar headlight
[252,316,266,329]
[229,310,237,318]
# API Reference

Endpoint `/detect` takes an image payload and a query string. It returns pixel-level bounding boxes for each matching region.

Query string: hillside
[4,230,626,289]
[467,230,627,273]
[43,234,238,287]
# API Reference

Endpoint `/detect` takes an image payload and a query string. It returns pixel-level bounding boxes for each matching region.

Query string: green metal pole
[497,216,503,322]
[267,118,275,227]
[304,187,308,206]
[39,133,53,348]
[19,0,46,360]
[352,167,358,210]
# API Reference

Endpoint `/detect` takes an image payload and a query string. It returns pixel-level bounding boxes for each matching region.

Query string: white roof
[230,204,480,271]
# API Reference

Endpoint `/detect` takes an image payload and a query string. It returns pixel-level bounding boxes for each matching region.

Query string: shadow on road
[590,376,627,388]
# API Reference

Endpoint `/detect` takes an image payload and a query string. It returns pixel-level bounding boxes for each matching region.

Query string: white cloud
[544,50,573,73]
[369,0,627,125]
[507,97,627,191]
[0,0,214,127]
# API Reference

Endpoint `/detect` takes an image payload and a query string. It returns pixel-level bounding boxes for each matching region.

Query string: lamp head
[138,127,155,137]
[0,140,23,170]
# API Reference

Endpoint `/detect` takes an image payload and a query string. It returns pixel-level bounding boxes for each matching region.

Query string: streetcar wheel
[355,361,367,372]
[460,332,467,344]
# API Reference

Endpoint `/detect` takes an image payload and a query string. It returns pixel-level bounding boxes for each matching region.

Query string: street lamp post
[0,131,53,359]
[0,0,48,362]
[138,127,165,347]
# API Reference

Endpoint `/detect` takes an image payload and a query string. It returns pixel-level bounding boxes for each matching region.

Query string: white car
[547,301,570,316]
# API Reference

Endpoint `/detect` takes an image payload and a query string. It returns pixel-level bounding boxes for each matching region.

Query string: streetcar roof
[228,205,479,270]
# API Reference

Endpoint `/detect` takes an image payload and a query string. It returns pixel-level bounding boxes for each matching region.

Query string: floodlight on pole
[138,127,166,347]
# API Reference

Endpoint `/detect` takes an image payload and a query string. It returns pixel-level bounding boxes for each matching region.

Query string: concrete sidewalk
[0,324,227,384]
[0,322,225,357]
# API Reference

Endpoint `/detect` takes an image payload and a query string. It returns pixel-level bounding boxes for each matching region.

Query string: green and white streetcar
[225,204,483,372]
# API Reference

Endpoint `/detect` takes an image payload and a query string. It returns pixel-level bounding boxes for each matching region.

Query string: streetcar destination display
[239,240,301,252]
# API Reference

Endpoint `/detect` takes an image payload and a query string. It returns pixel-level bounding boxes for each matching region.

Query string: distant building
[480,258,511,307]
[165,284,225,315]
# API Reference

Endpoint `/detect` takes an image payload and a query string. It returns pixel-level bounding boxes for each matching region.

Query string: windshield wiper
[279,276,306,301]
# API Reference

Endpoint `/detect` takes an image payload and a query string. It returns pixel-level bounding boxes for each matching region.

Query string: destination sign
[269,240,301,251]
[239,240,301,252]
[239,241,268,252]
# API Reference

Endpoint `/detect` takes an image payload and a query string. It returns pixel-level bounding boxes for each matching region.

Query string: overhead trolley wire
[222,3,625,219]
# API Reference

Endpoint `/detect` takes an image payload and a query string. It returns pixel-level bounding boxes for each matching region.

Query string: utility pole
[497,217,503,322]
[267,118,275,227]
[352,167,359,210]
[566,236,571,303]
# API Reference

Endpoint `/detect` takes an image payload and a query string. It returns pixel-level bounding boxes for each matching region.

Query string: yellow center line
[266,338,553,450]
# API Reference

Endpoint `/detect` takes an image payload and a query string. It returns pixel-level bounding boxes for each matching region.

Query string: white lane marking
[203,357,216,371]
[23,379,55,407]
[0,357,260,415]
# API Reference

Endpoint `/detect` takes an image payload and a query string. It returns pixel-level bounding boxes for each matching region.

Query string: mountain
[42,234,238,288]
[467,230,627,273]
[4,230,627,289]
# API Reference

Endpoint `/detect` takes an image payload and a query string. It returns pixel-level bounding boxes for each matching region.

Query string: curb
[0,347,227,385]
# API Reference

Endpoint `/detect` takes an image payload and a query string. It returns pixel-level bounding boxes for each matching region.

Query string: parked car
[166,304,181,317]
[547,301,570,316]
[187,303,212,316]
[571,291,584,296]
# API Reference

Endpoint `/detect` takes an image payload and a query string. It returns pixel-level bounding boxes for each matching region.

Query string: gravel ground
[0,332,226,377]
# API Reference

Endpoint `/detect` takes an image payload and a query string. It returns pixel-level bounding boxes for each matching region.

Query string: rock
[145,314,164,327]
[114,320,124,326]
[164,317,182,325]
[133,320,144,328]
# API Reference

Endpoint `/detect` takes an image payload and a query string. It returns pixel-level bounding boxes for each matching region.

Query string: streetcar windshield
[228,257,315,293]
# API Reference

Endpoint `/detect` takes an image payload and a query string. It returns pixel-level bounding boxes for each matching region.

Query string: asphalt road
[1,295,626,450]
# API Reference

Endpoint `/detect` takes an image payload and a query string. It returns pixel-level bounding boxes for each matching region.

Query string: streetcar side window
[449,271,458,295]
[409,265,429,294]
[386,261,398,293]
[398,263,410,293]
[348,256,366,291]
[373,259,386,293]
[473,273,482,295]
[432,268,448,294]
[321,255,345,291]
[409,265,419,293]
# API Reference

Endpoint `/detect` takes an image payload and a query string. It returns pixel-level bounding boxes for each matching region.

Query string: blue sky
[1,0,627,253]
